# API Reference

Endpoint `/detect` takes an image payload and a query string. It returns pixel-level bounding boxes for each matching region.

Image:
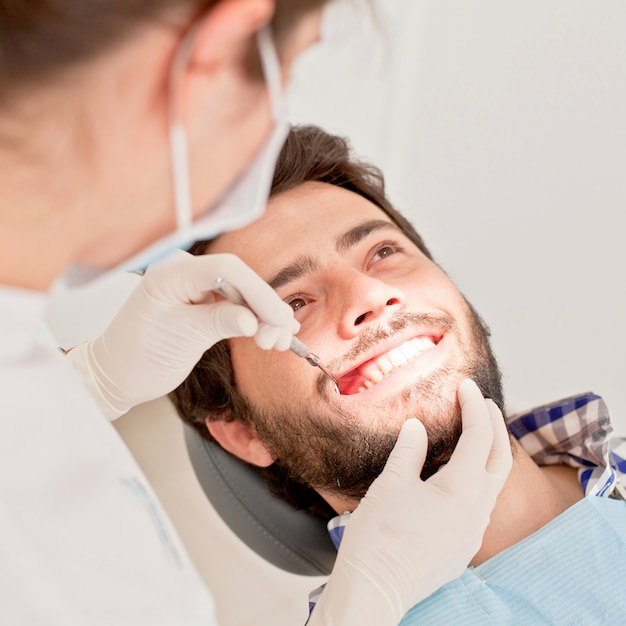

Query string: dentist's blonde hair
[0,0,327,103]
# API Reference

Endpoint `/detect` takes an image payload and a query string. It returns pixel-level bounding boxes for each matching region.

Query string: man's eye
[286,296,308,312]
[371,242,400,263]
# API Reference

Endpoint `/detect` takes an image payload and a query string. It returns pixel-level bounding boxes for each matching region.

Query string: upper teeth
[358,336,436,393]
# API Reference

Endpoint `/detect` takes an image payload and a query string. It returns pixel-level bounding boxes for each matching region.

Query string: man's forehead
[213,182,384,242]
[273,179,370,201]
[208,182,396,275]
[266,182,394,235]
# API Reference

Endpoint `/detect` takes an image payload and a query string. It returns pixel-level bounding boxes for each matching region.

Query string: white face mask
[60,26,289,287]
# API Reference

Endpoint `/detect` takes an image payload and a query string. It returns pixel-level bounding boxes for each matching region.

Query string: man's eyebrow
[267,220,401,291]
[335,219,402,253]
[268,255,320,290]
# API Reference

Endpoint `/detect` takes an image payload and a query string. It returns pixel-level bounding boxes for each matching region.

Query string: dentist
[0,1,511,625]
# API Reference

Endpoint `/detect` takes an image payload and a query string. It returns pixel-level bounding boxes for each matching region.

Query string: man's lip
[334,329,445,382]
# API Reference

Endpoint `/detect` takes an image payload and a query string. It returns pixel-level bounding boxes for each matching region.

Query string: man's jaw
[335,331,445,396]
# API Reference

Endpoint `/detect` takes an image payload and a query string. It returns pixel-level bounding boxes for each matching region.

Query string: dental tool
[212,276,340,394]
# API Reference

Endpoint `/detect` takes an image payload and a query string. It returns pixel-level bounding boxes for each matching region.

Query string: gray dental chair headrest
[183,423,337,576]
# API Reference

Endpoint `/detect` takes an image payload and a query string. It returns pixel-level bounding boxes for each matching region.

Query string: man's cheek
[253,354,302,407]
[230,341,268,400]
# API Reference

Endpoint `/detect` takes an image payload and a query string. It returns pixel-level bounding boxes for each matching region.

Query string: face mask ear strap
[256,26,285,122]
[168,24,285,233]
[168,22,202,232]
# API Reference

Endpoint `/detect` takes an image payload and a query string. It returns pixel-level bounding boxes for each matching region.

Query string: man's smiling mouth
[337,335,442,395]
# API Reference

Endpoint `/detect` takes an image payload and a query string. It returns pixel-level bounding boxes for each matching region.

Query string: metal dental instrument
[213,276,340,394]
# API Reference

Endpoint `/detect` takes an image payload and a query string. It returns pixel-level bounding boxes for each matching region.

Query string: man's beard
[241,300,504,502]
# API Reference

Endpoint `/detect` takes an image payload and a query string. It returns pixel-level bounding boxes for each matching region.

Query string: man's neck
[471,439,584,566]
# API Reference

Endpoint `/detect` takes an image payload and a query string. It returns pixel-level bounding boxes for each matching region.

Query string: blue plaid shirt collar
[506,391,625,499]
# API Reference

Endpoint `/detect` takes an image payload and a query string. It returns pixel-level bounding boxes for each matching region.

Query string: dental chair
[183,424,336,576]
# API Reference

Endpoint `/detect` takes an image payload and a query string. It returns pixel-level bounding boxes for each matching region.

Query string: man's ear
[206,418,274,468]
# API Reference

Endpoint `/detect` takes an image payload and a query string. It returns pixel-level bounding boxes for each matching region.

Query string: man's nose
[334,270,404,339]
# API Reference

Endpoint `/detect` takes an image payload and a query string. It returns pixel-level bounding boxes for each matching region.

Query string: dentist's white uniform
[0,287,216,625]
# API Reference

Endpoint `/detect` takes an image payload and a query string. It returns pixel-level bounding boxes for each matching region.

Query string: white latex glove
[67,250,298,420]
[308,379,512,626]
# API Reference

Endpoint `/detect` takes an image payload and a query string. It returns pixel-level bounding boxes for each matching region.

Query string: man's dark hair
[170,124,433,518]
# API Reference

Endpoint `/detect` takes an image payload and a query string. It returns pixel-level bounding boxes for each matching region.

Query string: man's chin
[419,414,463,479]
[313,376,464,497]
[360,371,464,479]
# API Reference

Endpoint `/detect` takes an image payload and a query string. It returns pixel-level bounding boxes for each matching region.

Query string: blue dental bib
[400,497,626,625]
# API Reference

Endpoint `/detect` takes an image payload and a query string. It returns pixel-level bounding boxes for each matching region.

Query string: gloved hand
[308,379,512,626]
[67,250,298,420]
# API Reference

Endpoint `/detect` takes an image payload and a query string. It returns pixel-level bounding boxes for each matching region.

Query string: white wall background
[287,0,626,431]
[45,2,626,623]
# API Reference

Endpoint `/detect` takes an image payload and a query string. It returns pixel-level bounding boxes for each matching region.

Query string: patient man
[172,126,626,624]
